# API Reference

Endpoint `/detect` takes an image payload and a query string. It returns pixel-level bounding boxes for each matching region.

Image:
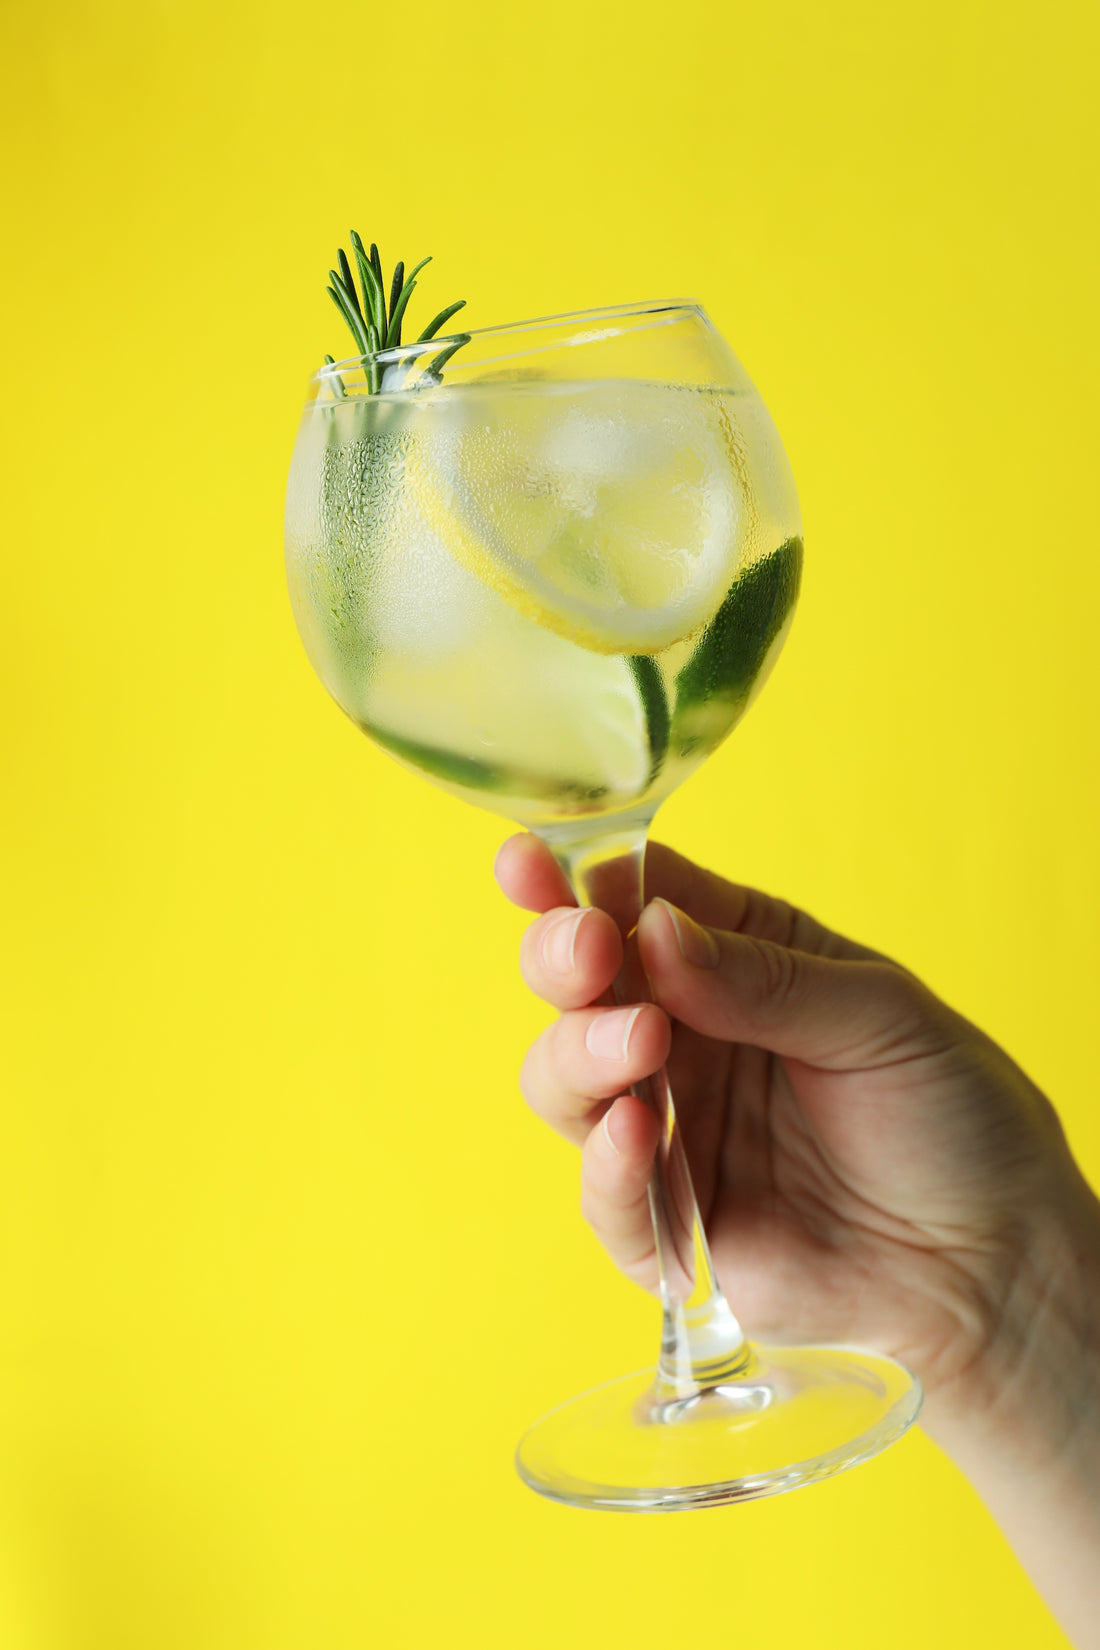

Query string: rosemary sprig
[325,234,470,392]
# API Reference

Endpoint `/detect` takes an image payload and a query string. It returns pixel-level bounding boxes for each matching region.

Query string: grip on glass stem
[539,817,752,1402]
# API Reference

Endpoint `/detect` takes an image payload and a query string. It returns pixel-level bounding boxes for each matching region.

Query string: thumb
[637,898,945,1072]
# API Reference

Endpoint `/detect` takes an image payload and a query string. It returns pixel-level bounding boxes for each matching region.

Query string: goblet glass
[285,302,922,1509]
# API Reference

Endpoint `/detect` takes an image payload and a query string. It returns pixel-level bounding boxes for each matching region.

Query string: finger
[637,898,945,1071]
[520,1003,672,1144]
[579,1094,661,1292]
[519,905,623,1011]
[495,832,886,965]
[494,833,573,913]
[643,842,886,964]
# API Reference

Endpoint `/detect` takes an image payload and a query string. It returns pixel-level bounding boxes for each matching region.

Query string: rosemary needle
[324,234,467,390]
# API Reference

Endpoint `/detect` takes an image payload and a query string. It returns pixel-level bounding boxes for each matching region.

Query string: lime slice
[404,381,751,655]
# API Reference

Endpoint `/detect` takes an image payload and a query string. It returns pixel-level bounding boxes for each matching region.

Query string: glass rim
[311,298,705,383]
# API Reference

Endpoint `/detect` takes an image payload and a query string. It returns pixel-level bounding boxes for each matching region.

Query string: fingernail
[585,1005,642,1062]
[600,1108,622,1157]
[655,899,720,969]
[540,909,586,974]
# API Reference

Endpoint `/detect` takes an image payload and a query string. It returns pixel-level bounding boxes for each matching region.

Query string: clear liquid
[286,379,802,828]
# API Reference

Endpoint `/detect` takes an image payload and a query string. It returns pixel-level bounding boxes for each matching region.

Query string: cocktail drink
[286,298,922,1508]
[287,347,800,826]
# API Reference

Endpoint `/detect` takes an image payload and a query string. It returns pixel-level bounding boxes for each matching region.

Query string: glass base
[516,1345,922,1511]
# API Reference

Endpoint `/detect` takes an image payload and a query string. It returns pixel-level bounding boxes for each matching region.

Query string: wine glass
[285,301,922,1509]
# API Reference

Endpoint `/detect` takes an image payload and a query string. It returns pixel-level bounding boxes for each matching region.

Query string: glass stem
[538,812,754,1403]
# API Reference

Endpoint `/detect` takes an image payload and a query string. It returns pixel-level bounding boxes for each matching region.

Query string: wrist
[920,1160,1100,1485]
[918,1163,1100,1646]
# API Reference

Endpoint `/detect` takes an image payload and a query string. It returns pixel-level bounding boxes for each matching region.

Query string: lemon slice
[404,380,752,655]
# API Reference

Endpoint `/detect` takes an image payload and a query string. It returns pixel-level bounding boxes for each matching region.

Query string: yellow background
[1,0,1097,1645]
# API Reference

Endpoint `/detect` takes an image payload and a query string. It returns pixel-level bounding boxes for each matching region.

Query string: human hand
[494,833,1100,1462]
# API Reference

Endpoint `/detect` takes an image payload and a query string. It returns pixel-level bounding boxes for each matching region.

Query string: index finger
[494,832,574,913]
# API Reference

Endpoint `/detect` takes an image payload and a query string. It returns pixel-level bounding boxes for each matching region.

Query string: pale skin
[495,832,1100,1650]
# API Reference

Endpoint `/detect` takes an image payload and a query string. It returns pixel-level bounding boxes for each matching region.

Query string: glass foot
[516,1345,922,1511]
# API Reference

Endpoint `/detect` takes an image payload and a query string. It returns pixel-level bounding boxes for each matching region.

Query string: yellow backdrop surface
[1,1,1097,1645]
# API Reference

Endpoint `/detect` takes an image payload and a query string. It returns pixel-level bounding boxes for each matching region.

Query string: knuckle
[619,1250,661,1295]
[745,935,801,1013]
[858,964,944,1061]
[788,903,828,954]
[518,1036,554,1117]
[517,1049,539,1113]
[870,961,925,1021]
[739,887,796,946]
[579,1200,659,1292]
[579,1184,603,1231]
